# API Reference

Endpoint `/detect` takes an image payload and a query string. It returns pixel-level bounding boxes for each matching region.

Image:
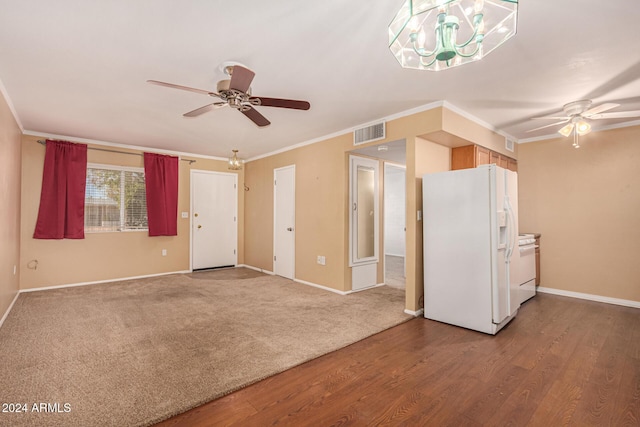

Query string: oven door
[518,243,537,303]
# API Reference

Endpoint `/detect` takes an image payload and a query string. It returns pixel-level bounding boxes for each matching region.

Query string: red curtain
[33,140,88,239]
[144,153,179,236]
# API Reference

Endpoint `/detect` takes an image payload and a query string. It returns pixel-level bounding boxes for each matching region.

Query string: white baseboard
[293,278,350,295]
[404,308,424,317]
[0,291,20,330]
[20,270,192,293]
[238,264,275,275]
[348,282,387,294]
[537,287,640,309]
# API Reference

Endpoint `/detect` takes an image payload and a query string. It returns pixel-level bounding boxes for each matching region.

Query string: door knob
[197,225,202,229]
[194,213,198,217]
[287,227,293,231]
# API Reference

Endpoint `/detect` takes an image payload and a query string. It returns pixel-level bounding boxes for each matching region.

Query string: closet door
[273,165,295,279]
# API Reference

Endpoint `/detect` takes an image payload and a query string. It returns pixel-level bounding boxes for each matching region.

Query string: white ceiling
[1,1,640,160]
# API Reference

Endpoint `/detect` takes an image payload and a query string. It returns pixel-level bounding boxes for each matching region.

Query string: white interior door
[191,170,237,270]
[274,165,295,279]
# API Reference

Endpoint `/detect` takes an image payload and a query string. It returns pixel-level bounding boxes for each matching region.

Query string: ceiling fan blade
[241,106,270,127]
[583,103,620,117]
[530,115,570,120]
[589,110,640,119]
[229,66,255,93]
[251,97,311,110]
[526,119,570,133]
[147,80,219,97]
[183,102,227,117]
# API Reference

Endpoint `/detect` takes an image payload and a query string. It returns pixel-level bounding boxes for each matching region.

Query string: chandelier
[389,0,518,71]
[228,149,243,170]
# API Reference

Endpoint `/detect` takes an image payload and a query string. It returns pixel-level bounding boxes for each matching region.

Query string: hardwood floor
[155,293,640,426]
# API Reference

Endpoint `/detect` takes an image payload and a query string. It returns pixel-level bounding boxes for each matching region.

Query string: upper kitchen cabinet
[451,144,517,172]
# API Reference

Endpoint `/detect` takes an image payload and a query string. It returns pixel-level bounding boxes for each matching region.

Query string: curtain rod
[36,139,196,165]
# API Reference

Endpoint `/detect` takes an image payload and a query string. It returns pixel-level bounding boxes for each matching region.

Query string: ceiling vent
[354,122,386,145]
[505,137,515,152]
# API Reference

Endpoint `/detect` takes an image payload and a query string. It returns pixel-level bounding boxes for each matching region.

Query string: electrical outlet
[162,249,167,256]
[317,256,326,265]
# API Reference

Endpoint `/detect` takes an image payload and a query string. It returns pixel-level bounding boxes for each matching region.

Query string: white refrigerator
[422,164,520,335]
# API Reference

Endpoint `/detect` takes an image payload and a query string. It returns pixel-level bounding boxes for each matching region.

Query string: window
[85,164,148,232]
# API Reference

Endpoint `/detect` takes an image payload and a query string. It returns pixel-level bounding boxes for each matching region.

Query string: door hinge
[274,255,277,261]
[234,183,237,189]
[274,179,276,185]
[234,216,236,222]
[234,249,236,255]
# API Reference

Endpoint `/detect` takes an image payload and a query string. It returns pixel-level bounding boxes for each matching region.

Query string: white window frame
[85,163,148,233]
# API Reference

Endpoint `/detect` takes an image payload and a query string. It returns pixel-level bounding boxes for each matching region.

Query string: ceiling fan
[147,64,310,127]
[527,100,640,147]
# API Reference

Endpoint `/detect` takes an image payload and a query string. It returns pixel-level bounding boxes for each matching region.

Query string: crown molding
[0,77,24,131]
[247,100,516,162]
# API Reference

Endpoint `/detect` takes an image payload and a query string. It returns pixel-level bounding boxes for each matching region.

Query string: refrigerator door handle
[510,209,517,257]
[504,198,516,261]
[504,205,511,260]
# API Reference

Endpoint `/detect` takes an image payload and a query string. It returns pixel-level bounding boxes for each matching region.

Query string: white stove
[517,234,537,303]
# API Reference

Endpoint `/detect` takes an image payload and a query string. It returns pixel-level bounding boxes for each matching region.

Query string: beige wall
[441,108,519,159]
[244,105,509,311]
[244,108,448,296]
[244,133,351,291]
[20,135,244,289]
[0,92,22,317]
[518,126,640,302]
[405,137,451,311]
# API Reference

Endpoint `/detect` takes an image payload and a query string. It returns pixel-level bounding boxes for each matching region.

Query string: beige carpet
[0,269,410,427]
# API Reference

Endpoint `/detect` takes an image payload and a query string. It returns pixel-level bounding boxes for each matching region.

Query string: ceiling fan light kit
[389,0,518,71]
[228,149,243,170]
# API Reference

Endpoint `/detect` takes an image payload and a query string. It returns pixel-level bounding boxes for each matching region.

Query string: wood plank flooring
[155,293,640,426]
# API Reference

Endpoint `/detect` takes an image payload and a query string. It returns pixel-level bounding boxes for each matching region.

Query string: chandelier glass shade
[228,149,243,170]
[389,0,518,71]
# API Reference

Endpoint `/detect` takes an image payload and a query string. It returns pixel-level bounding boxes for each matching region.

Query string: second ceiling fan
[148,64,310,127]
[527,99,640,135]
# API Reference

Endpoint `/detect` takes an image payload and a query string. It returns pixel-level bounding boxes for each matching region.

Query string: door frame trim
[273,164,296,279]
[349,155,380,267]
[190,169,238,271]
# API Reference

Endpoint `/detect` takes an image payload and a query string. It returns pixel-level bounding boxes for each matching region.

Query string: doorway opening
[384,163,406,289]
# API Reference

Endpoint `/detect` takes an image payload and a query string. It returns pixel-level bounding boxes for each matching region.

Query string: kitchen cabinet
[451,144,517,172]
